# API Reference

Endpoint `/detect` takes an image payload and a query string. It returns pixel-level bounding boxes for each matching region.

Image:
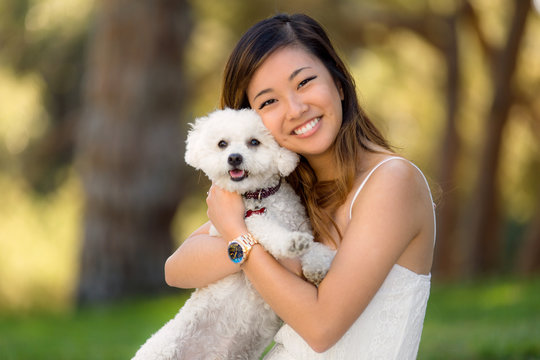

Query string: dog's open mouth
[229,169,248,182]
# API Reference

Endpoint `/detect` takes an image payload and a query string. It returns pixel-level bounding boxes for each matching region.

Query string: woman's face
[246,46,344,162]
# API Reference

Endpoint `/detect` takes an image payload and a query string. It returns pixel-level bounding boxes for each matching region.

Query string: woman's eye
[258,99,276,110]
[249,139,260,146]
[218,140,227,148]
[298,76,317,89]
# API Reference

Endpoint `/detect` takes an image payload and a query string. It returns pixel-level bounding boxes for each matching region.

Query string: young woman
[165,13,436,359]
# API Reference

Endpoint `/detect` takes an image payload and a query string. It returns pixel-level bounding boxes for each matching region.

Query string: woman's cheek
[260,115,279,137]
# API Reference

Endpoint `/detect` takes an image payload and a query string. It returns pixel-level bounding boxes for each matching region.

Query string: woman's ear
[332,76,345,101]
[337,81,345,101]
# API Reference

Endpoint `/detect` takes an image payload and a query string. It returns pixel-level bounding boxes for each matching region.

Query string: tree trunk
[75,0,192,304]
[433,14,461,278]
[467,0,531,274]
[517,186,540,274]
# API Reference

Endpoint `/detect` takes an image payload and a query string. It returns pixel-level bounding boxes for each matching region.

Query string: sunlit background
[1,0,539,308]
[1,0,539,358]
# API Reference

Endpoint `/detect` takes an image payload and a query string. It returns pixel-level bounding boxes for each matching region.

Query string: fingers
[205,184,247,239]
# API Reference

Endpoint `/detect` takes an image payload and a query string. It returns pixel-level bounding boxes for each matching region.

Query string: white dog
[133,108,335,360]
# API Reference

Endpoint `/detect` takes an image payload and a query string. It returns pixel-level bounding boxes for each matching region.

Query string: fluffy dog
[132,108,335,360]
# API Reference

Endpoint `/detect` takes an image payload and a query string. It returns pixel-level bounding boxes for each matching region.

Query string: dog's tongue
[229,169,245,179]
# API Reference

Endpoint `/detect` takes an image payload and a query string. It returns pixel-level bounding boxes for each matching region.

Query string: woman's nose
[285,93,308,120]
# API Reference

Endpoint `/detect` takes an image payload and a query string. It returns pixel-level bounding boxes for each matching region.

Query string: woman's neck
[305,153,338,182]
[306,145,377,182]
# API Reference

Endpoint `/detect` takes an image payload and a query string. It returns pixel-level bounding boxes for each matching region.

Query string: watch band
[235,233,258,248]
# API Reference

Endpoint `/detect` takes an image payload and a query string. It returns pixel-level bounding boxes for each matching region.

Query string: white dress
[264,157,436,360]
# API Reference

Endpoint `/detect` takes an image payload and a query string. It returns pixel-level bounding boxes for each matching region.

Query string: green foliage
[1,277,539,359]
[0,0,93,193]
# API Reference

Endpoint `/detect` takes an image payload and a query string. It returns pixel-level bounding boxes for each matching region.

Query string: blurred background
[0,0,539,358]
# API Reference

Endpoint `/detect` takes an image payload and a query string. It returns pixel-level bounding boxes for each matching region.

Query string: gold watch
[227,233,258,264]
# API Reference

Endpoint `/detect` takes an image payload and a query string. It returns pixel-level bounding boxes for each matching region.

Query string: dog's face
[185,108,299,193]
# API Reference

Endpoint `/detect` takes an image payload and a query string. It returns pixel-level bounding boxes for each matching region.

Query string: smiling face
[246,46,344,166]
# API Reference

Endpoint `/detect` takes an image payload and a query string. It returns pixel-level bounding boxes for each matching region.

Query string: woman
[165,13,436,359]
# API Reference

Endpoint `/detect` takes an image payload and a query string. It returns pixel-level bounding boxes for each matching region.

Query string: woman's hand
[206,184,248,241]
[207,184,303,277]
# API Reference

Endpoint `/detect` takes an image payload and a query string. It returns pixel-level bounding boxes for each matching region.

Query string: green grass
[1,277,539,359]
[418,276,540,359]
[0,292,193,360]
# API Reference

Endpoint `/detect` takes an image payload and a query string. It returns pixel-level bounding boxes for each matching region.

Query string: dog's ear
[276,147,299,177]
[184,116,207,168]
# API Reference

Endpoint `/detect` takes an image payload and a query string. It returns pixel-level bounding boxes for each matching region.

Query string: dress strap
[348,156,403,220]
[348,157,436,246]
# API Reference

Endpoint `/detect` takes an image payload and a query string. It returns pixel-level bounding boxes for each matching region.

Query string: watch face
[228,242,244,263]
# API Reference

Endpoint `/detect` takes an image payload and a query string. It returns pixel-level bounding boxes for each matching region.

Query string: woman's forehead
[247,47,323,91]
[258,46,319,73]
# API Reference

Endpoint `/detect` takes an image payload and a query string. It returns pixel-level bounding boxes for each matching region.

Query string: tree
[466,0,532,274]
[517,187,540,274]
[0,0,89,193]
[334,0,536,277]
[75,0,192,304]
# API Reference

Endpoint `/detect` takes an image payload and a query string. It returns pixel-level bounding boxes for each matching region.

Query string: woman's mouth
[293,117,321,136]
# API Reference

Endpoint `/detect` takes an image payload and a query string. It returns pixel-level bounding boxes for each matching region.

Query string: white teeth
[294,117,320,135]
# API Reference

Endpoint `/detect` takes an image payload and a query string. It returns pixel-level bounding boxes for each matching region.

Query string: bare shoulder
[359,157,429,202]
[348,156,432,242]
[345,156,434,272]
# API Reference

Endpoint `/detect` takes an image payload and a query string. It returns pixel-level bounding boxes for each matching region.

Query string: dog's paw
[287,231,313,256]
[303,268,329,287]
[301,242,336,286]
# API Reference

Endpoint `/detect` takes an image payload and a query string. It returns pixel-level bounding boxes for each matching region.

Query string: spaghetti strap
[348,156,403,220]
[348,156,436,246]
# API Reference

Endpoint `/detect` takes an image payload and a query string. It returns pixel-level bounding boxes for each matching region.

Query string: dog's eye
[249,139,260,147]
[218,140,228,148]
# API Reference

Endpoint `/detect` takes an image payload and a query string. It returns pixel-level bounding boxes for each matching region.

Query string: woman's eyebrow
[289,66,311,81]
[252,66,313,101]
[253,88,271,101]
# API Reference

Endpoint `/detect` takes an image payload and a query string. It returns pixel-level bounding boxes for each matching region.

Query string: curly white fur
[133,108,335,360]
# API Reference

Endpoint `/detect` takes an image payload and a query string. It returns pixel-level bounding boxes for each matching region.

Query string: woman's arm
[164,221,242,289]
[165,184,250,289]
[238,161,432,352]
[164,186,304,289]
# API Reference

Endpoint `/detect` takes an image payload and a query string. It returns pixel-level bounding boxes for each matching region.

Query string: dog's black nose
[228,153,243,166]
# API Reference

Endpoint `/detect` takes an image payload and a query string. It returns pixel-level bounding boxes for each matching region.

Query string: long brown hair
[220,13,391,246]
